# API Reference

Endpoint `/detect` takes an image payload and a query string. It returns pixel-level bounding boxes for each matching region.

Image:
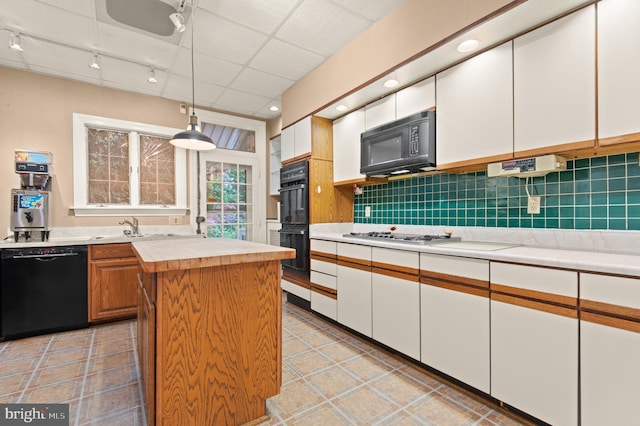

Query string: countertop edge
[311,234,640,277]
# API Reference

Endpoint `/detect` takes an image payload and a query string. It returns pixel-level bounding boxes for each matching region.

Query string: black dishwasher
[1,245,89,340]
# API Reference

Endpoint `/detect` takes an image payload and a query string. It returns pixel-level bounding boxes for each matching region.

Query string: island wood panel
[154,260,281,426]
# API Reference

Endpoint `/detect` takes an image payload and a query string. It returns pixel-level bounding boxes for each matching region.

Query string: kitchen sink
[90,233,180,241]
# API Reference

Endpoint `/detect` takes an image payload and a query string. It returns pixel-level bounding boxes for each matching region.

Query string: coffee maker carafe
[11,150,52,242]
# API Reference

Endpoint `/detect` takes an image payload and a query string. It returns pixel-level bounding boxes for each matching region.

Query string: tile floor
[0,298,526,425]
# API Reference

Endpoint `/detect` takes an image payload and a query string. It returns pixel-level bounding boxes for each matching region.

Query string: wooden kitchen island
[132,237,295,426]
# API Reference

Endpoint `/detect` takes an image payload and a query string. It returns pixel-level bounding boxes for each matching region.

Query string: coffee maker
[11,150,53,242]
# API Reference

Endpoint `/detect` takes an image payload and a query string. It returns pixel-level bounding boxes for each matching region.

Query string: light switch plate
[527,196,541,214]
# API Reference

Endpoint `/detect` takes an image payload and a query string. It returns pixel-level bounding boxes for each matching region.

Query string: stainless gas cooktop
[342,231,461,245]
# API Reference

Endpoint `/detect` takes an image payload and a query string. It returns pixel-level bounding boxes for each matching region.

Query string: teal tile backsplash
[354,152,640,231]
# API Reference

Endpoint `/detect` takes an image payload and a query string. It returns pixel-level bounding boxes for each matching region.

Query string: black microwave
[360,110,435,177]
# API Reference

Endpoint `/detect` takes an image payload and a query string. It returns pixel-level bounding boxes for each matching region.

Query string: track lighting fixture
[147,68,158,84]
[89,54,101,70]
[9,33,23,52]
[169,13,186,33]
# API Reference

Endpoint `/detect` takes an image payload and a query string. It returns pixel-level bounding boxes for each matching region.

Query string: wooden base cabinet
[419,254,490,393]
[580,273,640,426]
[137,273,155,426]
[490,263,578,426]
[89,243,138,322]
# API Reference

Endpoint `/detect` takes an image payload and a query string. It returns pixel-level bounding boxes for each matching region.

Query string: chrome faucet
[119,217,139,236]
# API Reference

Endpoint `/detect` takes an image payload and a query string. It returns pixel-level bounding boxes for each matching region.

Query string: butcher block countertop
[132,237,295,273]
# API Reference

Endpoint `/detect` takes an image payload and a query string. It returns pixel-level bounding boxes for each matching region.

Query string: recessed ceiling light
[336,104,348,112]
[383,79,399,88]
[9,33,23,52]
[89,54,101,70]
[147,68,158,84]
[457,39,479,53]
[269,105,280,112]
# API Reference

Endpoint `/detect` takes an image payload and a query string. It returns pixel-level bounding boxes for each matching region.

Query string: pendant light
[170,6,216,151]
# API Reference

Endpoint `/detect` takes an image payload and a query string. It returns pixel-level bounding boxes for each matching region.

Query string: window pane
[139,134,175,205]
[201,124,256,153]
[87,127,129,205]
[206,161,252,240]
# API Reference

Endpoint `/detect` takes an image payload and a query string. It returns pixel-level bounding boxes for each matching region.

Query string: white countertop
[311,233,640,277]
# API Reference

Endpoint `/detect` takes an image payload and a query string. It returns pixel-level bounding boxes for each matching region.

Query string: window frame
[72,113,187,216]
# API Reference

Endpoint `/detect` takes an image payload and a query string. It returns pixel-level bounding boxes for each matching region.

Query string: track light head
[169,13,186,33]
[9,33,23,52]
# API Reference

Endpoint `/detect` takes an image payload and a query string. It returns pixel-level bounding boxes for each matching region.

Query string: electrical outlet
[365,206,371,217]
[169,216,182,225]
[527,196,541,214]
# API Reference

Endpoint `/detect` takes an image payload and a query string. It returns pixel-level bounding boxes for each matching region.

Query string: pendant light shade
[170,3,216,151]
[170,114,216,150]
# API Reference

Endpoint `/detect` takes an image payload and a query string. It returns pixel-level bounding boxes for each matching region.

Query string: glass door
[199,154,261,242]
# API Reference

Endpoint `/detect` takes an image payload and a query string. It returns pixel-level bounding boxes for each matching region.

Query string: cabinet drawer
[91,243,135,260]
[372,247,418,272]
[311,259,337,277]
[421,253,488,281]
[490,262,577,297]
[337,243,371,263]
[310,239,337,256]
[581,273,640,311]
[311,270,336,291]
[311,290,337,320]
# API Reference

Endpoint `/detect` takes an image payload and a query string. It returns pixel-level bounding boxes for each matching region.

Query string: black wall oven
[279,161,309,279]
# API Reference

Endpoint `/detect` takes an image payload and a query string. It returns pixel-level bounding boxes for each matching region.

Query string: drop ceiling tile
[35,4,98,50]
[100,56,165,89]
[29,65,101,86]
[0,58,27,70]
[215,88,270,112]
[327,0,405,21]
[172,48,243,87]
[163,74,225,105]
[190,10,268,64]
[0,0,47,33]
[198,0,298,35]
[230,68,294,98]
[36,0,95,18]
[97,22,178,69]
[250,38,325,81]
[275,0,371,56]
[103,80,164,97]
[21,39,101,80]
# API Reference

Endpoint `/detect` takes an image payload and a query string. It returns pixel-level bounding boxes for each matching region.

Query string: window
[205,161,253,240]
[73,114,186,215]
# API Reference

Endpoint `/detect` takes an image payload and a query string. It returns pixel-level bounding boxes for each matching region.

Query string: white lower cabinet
[281,278,310,301]
[490,262,578,426]
[420,254,490,393]
[310,239,338,320]
[580,273,640,426]
[337,243,372,337]
[371,248,420,360]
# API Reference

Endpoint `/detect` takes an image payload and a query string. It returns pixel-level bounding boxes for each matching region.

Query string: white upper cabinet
[364,94,396,130]
[598,0,640,143]
[333,108,365,183]
[436,42,513,168]
[280,125,295,162]
[514,5,596,154]
[395,77,435,120]
[280,116,312,162]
